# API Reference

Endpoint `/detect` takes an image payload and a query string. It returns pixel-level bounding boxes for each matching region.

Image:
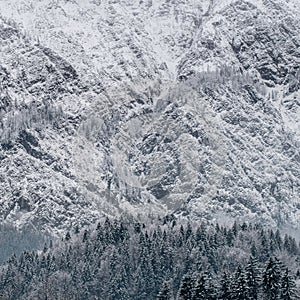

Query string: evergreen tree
[203,271,217,300]
[219,272,231,300]
[260,230,270,260]
[192,273,206,300]
[245,257,261,300]
[250,243,258,258]
[65,231,71,241]
[74,225,80,235]
[262,257,282,300]
[280,268,297,300]
[226,229,234,247]
[82,229,89,243]
[185,223,193,241]
[178,274,194,300]
[157,280,173,300]
[274,229,282,251]
[232,221,239,237]
[0,220,299,300]
[231,266,250,300]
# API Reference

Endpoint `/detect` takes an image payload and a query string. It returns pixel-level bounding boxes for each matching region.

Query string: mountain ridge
[0,0,299,234]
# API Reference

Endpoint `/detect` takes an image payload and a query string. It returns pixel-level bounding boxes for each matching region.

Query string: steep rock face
[0,0,299,233]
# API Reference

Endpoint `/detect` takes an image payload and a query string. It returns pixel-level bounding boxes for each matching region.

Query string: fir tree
[280,268,297,300]
[203,271,217,300]
[178,274,194,300]
[262,257,282,300]
[274,229,282,251]
[231,266,250,300]
[219,272,231,300]
[65,231,71,241]
[192,273,206,300]
[157,280,173,300]
[0,220,299,299]
[245,257,261,300]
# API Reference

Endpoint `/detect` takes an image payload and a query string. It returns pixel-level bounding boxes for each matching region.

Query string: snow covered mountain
[0,0,300,234]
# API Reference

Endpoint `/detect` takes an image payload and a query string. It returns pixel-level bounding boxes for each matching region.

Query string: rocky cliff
[0,0,299,233]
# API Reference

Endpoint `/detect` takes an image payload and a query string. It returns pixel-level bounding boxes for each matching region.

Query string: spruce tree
[231,266,250,300]
[219,272,231,300]
[192,273,206,300]
[262,257,282,300]
[274,229,282,251]
[65,231,71,241]
[245,257,261,300]
[205,272,217,300]
[178,274,194,300]
[280,268,297,300]
[157,280,173,300]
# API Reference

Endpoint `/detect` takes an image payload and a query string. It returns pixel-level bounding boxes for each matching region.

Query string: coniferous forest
[0,218,299,299]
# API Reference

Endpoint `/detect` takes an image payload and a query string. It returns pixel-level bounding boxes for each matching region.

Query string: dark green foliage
[0,220,299,299]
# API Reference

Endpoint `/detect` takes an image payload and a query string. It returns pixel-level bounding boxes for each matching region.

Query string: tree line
[0,218,299,299]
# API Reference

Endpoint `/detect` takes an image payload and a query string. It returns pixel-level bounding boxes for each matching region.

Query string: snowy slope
[0,0,300,233]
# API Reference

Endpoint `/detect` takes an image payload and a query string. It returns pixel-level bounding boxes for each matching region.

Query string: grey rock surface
[0,0,299,233]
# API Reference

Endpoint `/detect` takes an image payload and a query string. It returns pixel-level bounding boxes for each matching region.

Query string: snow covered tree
[245,256,261,300]
[65,231,71,241]
[177,274,194,300]
[157,280,173,300]
[262,257,282,300]
[190,271,217,300]
[202,271,217,300]
[231,266,251,300]
[280,268,297,300]
[0,220,299,299]
[219,272,231,300]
